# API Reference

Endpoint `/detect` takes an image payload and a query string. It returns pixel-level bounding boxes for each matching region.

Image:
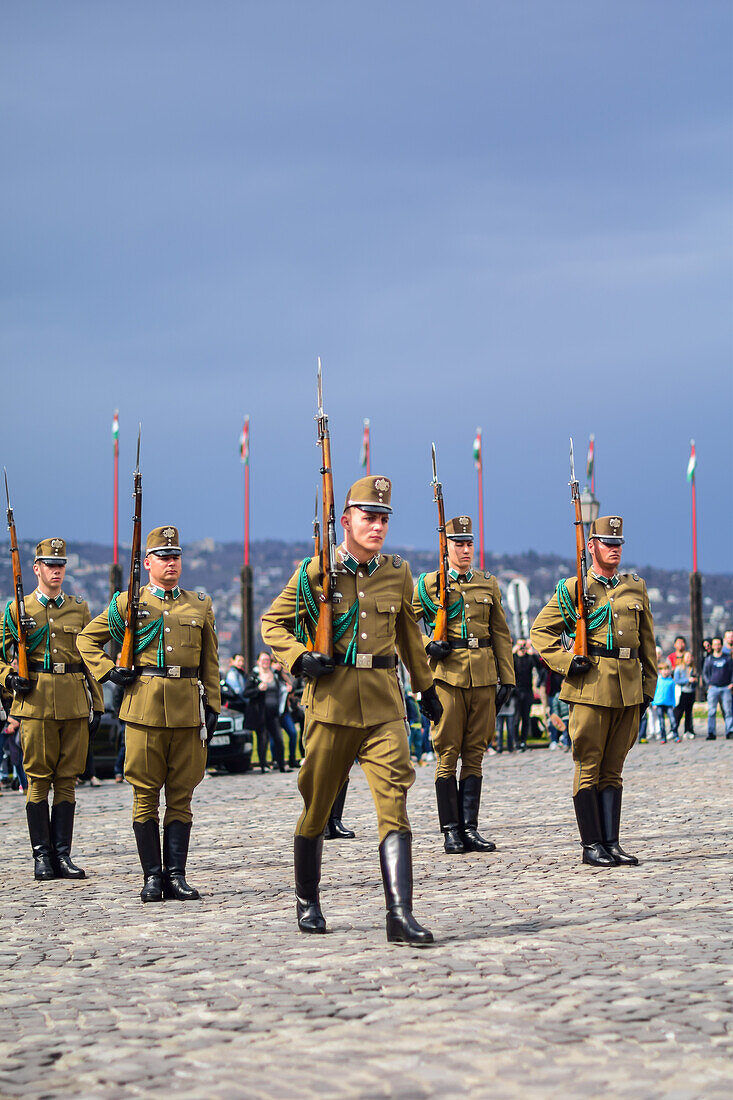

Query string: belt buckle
[468,638,479,649]
[618,647,631,660]
[52,662,65,674]
[168,665,181,678]
[355,654,373,669]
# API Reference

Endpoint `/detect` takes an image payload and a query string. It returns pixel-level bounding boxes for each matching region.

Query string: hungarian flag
[112,410,119,442]
[473,428,482,470]
[586,434,595,486]
[360,419,370,469]
[686,440,696,483]
[240,417,250,465]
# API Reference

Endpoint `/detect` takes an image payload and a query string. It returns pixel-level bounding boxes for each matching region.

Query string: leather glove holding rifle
[108,666,140,687]
[293,651,335,679]
[495,684,513,711]
[7,673,32,696]
[425,640,451,660]
[204,706,219,742]
[88,711,103,736]
[419,685,443,725]
[568,655,592,676]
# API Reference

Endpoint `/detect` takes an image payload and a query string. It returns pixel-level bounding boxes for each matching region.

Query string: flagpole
[476,427,485,571]
[690,439,697,574]
[240,416,254,668]
[243,415,250,568]
[113,410,119,566]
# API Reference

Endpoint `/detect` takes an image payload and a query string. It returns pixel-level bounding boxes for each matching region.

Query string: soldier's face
[447,539,474,571]
[341,508,389,560]
[145,552,182,589]
[589,538,622,573]
[33,560,66,595]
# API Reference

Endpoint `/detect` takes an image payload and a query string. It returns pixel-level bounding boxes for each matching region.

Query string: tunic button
[51,633,56,638]
[361,632,367,639]
[167,646,173,652]
[361,612,367,618]
[614,613,618,619]
[165,627,170,633]
[164,610,169,616]
[618,631,623,636]
[53,648,57,653]
[359,591,365,598]
[192,620,196,626]
[49,618,54,624]
[390,606,395,612]
[358,572,364,578]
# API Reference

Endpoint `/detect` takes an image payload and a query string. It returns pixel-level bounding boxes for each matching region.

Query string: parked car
[207,708,254,773]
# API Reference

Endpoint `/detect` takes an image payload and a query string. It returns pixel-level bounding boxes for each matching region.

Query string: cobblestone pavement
[1,725,731,1100]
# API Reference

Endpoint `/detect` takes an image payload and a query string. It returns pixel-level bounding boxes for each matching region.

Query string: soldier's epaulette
[392,555,402,568]
[197,592,207,601]
[483,570,492,580]
[75,595,84,604]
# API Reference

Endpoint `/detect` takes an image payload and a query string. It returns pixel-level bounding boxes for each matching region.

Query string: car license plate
[209,735,230,747]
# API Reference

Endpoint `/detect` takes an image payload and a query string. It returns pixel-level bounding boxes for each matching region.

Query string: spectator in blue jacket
[702,637,733,740]
[651,662,678,742]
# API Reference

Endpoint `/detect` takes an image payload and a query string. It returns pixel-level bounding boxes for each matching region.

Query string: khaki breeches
[125,724,207,825]
[296,718,415,842]
[569,702,641,795]
[21,717,88,804]
[433,682,495,780]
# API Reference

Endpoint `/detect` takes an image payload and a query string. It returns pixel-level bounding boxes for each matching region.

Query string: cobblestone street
[1,731,731,1100]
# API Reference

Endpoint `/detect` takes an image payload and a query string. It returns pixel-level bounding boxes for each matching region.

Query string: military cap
[446,516,473,541]
[35,537,67,564]
[145,525,182,556]
[588,515,624,545]
[343,475,392,514]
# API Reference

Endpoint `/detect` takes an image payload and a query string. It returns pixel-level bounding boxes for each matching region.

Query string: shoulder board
[198,592,207,601]
[392,555,402,568]
[483,571,492,580]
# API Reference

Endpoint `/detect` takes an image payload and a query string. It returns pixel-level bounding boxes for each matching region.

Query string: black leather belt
[134,666,199,679]
[334,654,398,669]
[449,638,491,650]
[28,660,83,674]
[588,644,639,660]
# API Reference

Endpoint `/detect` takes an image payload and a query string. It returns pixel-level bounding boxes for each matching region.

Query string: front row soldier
[413,517,515,853]
[0,539,104,880]
[531,516,657,867]
[262,476,443,945]
[77,527,220,902]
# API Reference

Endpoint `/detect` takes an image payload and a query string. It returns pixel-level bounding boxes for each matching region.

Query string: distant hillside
[1,540,730,655]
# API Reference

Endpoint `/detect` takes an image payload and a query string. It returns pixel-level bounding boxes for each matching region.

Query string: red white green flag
[360,419,370,470]
[586,434,595,489]
[686,440,696,483]
[112,410,119,442]
[240,417,250,465]
[473,428,482,470]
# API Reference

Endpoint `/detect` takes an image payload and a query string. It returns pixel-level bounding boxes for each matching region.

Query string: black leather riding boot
[132,819,164,902]
[435,776,465,853]
[326,779,356,839]
[379,831,434,945]
[163,821,201,899]
[294,834,327,933]
[573,787,615,867]
[598,786,639,866]
[26,801,55,881]
[459,775,496,852]
[50,801,86,879]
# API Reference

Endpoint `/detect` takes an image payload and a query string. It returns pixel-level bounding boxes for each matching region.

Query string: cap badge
[51,539,63,549]
[163,527,176,540]
[374,478,390,492]
[459,516,469,526]
[610,518,621,529]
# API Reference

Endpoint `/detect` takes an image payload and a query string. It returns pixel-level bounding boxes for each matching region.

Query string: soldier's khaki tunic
[530,572,657,794]
[261,553,433,841]
[413,570,515,779]
[0,591,104,804]
[77,586,220,825]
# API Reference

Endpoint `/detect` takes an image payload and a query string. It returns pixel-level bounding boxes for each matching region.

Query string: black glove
[88,711,103,736]
[495,684,512,711]
[640,695,653,719]
[108,666,140,687]
[419,685,443,725]
[292,651,336,679]
[568,656,592,676]
[204,706,219,742]
[7,674,32,696]
[425,640,451,660]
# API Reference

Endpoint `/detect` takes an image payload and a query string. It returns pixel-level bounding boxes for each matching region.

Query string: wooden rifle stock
[431,444,449,644]
[120,431,142,670]
[4,472,31,680]
[569,438,589,658]
[314,359,336,658]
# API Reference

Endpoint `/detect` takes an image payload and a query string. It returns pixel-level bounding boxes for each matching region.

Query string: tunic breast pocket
[180,617,203,649]
[375,596,397,639]
[473,594,492,623]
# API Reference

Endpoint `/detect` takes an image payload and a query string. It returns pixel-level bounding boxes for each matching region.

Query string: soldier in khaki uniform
[77,527,220,902]
[530,516,657,866]
[262,476,443,944]
[413,517,515,853]
[0,538,104,880]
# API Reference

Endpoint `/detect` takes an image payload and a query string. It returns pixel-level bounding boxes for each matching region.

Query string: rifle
[4,470,35,680]
[306,492,320,652]
[569,437,589,658]
[313,358,338,657]
[119,427,143,670]
[430,443,449,643]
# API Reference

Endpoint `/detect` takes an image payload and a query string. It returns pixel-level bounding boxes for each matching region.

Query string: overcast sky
[3,2,731,572]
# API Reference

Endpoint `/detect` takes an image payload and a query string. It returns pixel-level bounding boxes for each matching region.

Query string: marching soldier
[530,516,657,866]
[413,516,514,853]
[261,476,443,944]
[77,526,220,901]
[0,538,104,880]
